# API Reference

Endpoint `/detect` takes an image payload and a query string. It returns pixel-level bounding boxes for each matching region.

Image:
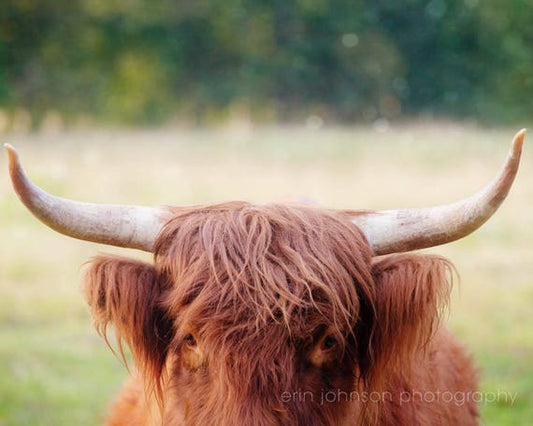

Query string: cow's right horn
[350,129,526,255]
[4,144,169,252]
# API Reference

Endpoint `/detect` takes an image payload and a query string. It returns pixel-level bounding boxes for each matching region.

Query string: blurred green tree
[0,0,531,127]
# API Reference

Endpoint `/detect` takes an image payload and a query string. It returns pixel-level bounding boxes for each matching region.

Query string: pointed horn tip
[507,128,526,160]
[513,128,526,148]
[3,143,21,175]
[4,143,18,160]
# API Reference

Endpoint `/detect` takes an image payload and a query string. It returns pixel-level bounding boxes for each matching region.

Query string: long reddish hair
[84,202,453,425]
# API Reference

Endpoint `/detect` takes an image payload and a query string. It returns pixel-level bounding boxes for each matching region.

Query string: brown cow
[4,129,526,425]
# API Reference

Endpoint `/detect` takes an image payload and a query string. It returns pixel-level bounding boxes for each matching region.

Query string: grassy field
[0,123,532,425]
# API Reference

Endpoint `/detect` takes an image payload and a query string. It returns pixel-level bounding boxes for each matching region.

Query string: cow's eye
[309,332,340,368]
[184,334,196,347]
[323,334,337,349]
[181,332,203,371]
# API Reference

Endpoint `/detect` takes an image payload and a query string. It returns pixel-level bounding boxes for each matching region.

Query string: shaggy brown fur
[84,202,478,425]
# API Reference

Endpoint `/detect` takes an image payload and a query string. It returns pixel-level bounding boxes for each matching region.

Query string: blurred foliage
[0,0,532,127]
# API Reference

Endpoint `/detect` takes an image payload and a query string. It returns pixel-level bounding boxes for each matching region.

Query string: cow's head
[4,130,525,424]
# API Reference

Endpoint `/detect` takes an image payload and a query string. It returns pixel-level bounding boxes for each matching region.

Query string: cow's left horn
[351,129,526,255]
[4,144,168,252]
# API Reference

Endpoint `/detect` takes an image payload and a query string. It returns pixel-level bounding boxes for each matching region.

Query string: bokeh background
[0,1,532,425]
[1,0,533,128]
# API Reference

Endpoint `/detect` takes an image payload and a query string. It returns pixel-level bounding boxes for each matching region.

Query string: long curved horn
[4,144,169,252]
[351,129,526,255]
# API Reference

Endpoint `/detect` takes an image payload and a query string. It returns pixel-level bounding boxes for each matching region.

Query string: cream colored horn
[4,144,169,252]
[351,129,526,255]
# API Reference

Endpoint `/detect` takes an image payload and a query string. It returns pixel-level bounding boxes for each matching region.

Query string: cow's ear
[365,254,453,385]
[83,255,173,382]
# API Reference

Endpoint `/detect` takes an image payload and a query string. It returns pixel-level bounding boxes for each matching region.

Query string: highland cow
[4,129,526,425]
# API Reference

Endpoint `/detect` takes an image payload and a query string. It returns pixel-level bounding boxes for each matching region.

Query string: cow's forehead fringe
[152,202,376,341]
